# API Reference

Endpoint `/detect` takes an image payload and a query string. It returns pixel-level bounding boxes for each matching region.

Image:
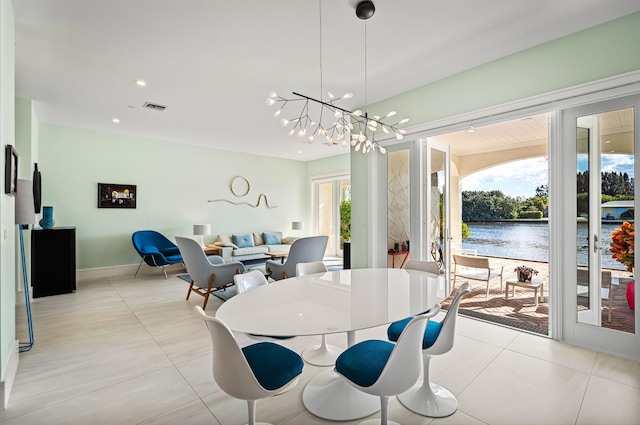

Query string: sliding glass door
[560,94,638,357]
[313,175,350,257]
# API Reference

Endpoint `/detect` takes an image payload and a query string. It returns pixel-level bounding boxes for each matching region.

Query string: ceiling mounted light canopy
[355,0,375,19]
[266,0,408,155]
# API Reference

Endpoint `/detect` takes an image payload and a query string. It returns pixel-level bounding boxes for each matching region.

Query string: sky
[461,157,548,198]
[461,154,635,198]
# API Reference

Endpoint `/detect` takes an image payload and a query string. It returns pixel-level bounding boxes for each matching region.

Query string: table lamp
[193,224,211,247]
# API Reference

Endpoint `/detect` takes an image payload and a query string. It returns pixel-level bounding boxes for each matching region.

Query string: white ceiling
[12,0,640,161]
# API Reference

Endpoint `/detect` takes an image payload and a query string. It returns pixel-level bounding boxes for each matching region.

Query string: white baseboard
[76,263,186,283]
[0,340,19,410]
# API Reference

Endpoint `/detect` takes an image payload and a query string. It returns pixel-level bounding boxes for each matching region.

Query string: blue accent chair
[132,230,184,279]
[386,282,471,418]
[335,305,441,425]
[194,306,304,425]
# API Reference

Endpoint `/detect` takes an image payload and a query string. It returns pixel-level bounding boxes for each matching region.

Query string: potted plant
[610,221,634,272]
[514,265,538,282]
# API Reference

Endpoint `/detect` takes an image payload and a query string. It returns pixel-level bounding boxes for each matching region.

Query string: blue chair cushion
[335,340,394,387]
[242,342,304,391]
[263,232,282,245]
[232,234,255,248]
[387,317,442,349]
[141,245,160,254]
[164,253,183,263]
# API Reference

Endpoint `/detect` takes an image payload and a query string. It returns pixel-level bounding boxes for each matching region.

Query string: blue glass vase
[42,206,53,229]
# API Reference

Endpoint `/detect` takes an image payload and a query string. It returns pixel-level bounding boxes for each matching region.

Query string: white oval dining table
[216,267,448,421]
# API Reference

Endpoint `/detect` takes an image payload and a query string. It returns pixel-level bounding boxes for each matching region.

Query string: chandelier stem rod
[291,92,353,115]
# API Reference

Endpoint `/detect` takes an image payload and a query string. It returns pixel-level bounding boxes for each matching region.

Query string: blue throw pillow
[232,234,254,248]
[263,232,282,245]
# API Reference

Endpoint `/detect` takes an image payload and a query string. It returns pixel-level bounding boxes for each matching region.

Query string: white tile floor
[4,270,640,425]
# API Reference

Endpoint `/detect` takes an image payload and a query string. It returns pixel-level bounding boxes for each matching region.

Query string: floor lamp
[15,179,35,352]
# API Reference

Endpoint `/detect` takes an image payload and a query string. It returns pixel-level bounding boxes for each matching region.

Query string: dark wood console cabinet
[31,227,76,298]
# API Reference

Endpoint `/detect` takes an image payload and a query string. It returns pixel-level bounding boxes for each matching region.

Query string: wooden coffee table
[505,279,544,307]
[265,251,288,263]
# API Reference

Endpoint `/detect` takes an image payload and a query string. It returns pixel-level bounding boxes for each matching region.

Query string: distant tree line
[577,171,634,196]
[463,185,551,222]
[576,171,634,216]
[462,188,548,222]
[464,170,635,222]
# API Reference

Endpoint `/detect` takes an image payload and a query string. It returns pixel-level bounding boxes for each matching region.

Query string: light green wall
[351,11,640,268]
[306,153,349,178]
[0,0,15,401]
[38,124,314,269]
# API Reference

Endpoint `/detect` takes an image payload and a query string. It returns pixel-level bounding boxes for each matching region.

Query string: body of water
[461,221,627,270]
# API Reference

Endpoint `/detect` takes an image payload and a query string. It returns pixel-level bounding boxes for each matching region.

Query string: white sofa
[213,231,296,262]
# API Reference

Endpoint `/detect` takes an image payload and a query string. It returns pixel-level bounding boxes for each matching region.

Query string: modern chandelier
[266,0,408,155]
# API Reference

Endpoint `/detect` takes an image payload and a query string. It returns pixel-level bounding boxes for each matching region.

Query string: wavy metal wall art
[208,176,279,209]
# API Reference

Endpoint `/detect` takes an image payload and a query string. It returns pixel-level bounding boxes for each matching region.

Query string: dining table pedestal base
[303,368,380,421]
[301,341,343,367]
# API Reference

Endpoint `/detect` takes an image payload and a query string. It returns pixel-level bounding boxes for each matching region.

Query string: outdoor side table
[505,279,544,307]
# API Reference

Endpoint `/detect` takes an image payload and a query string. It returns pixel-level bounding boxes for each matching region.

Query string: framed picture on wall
[98,183,136,208]
[4,145,18,196]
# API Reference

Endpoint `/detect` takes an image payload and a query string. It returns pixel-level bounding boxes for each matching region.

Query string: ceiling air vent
[142,102,167,111]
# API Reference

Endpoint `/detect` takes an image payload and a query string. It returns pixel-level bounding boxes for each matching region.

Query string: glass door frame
[311,173,350,257]
[424,138,451,280]
[557,94,639,357]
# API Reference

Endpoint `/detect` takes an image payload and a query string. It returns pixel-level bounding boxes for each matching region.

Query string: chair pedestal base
[303,369,380,421]
[301,335,343,366]
[397,378,458,418]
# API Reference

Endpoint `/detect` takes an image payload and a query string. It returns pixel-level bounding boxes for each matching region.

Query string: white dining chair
[234,270,295,342]
[296,261,344,366]
[194,306,304,425]
[386,282,471,417]
[335,305,441,425]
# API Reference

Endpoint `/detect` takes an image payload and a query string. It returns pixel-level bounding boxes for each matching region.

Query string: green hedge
[518,210,543,219]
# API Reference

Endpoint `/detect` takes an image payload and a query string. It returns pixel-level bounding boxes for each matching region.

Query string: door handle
[593,234,598,253]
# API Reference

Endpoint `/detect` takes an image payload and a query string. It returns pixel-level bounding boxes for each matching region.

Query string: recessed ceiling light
[112,118,120,123]
[135,80,146,87]
[298,150,303,154]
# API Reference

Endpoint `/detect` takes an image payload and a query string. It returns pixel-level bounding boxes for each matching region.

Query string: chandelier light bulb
[266,87,406,156]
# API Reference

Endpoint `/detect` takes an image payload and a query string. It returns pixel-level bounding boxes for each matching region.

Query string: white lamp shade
[291,221,304,230]
[193,224,211,236]
[15,179,35,225]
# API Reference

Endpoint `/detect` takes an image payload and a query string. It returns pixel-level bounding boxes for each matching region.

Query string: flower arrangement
[610,221,634,272]
[514,265,538,282]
